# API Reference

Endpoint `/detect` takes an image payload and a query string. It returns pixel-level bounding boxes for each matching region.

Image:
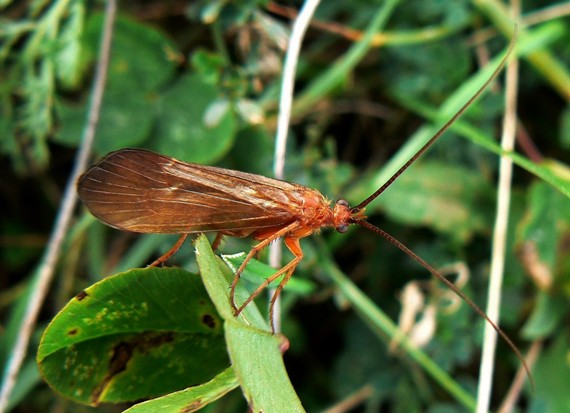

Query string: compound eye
[336,224,349,233]
[336,199,349,207]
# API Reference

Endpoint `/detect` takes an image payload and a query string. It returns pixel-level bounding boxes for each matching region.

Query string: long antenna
[352,26,518,213]
[352,217,533,387]
[348,26,532,385]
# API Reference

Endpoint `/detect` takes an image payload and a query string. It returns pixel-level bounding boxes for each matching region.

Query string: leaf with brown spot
[37,267,228,405]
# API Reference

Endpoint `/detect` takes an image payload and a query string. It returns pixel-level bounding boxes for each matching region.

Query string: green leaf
[518,181,570,268]
[150,73,236,164]
[374,161,494,243]
[222,253,315,295]
[54,14,180,152]
[194,236,266,329]
[37,267,228,405]
[56,89,155,152]
[54,1,85,89]
[20,60,53,168]
[191,49,225,84]
[528,332,570,413]
[225,321,305,413]
[382,37,470,103]
[522,291,567,339]
[85,15,180,93]
[124,367,239,413]
[194,235,306,412]
[229,126,274,175]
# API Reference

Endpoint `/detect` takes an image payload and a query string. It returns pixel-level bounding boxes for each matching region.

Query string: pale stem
[270,0,321,332]
[476,14,520,413]
[0,1,116,411]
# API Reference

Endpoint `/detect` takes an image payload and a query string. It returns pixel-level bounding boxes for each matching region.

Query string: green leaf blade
[194,235,306,412]
[37,267,228,405]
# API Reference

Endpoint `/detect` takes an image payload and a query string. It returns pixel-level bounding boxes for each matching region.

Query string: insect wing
[77,149,302,234]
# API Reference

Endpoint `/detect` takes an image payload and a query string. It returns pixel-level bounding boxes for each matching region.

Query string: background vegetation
[1,0,570,412]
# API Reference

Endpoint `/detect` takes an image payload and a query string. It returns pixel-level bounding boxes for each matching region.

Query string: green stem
[317,241,476,410]
[376,24,463,46]
[403,100,570,199]
[210,19,231,65]
[292,0,401,116]
[474,0,570,100]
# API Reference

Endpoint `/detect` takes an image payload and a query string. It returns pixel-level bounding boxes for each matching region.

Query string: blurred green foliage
[2,0,570,412]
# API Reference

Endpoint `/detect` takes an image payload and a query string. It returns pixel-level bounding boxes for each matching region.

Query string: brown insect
[78,34,529,378]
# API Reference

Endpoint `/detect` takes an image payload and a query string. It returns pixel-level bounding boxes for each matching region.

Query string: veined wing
[77,149,310,234]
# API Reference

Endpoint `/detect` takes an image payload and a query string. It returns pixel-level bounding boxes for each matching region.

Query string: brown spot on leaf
[202,314,216,329]
[91,341,136,405]
[67,328,79,336]
[90,332,175,405]
[108,342,136,376]
[137,332,175,354]
[76,291,88,301]
[181,399,204,412]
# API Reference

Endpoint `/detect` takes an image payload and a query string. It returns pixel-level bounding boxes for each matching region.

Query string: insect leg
[148,234,188,267]
[230,222,300,313]
[234,236,303,330]
[212,233,224,250]
[268,237,303,332]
